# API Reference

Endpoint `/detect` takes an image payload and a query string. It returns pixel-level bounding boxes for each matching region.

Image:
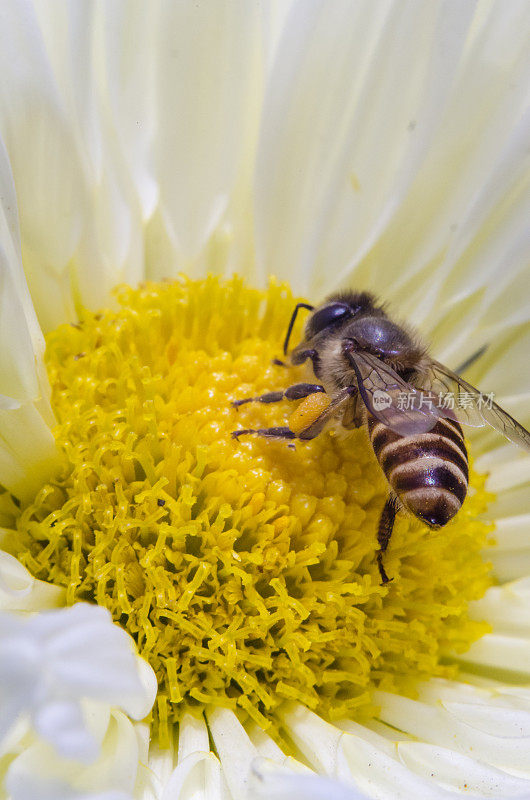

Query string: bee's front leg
[231,383,325,410]
[231,426,296,441]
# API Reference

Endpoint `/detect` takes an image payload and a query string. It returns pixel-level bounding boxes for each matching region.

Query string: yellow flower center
[9,276,493,745]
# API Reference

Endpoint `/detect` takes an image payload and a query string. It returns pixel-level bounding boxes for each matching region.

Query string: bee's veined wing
[422,360,530,451]
[345,351,453,436]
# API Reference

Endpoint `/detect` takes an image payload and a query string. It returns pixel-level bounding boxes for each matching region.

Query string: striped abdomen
[367,417,468,528]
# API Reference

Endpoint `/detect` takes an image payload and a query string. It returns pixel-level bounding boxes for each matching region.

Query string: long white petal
[153,1,264,263]
[0,0,87,328]
[0,133,59,500]
[469,579,530,638]
[375,690,530,775]
[255,0,476,292]
[251,763,369,800]
[34,0,148,322]
[453,632,530,679]
[206,707,258,800]
[397,741,530,798]
[281,703,461,799]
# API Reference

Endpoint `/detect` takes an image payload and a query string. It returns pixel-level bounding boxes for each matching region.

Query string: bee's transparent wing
[422,360,530,451]
[346,351,452,436]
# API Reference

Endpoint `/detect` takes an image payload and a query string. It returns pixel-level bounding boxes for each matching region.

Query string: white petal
[177,712,209,761]
[358,2,530,318]
[140,734,175,800]
[453,633,530,680]
[246,723,314,780]
[0,402,61,503]
[0,135,47,397]
[32,0,102,173]
[415,676,521,708]
[375,690,530,775]
[489,550,530,585]
[33,700,99,764]
[0,632,42,742]
[462,678,530,710]
[282,704,438,799]
[475,443,519,473]
[123,657,157,722]
[94,3,157,219]
[246,723,285,761]
[251,761,368,800]
[0,1,87,321]
[0,550,63,611]
[5,710,138,800]
[0,3,151,329]
[338,734,466,800]
[0,603,154,759]
[153,0,264,262]
[468,578,530,636]
[335,719,396,758]
[442,700,530,738]
[486,455,530,494]
[280,702,341,775]
[160,750,227,800]
[206,707,258,800]
[40,604,146,701]
[131,721,160,800]
[6,768,132,800]
[0,133,61,499]
[486,513,530,554]
[255,0,476,293]
[73,133,145,316]
[398,741,530,797]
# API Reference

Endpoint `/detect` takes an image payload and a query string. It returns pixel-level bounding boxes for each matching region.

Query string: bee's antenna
[456,344,488,374]
[283,303,314,356]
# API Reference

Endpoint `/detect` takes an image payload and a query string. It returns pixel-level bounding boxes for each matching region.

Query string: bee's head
[283,291,384,361]
[304,291,380,342]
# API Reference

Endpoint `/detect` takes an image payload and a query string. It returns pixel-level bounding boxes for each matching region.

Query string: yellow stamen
[7,276,493,745]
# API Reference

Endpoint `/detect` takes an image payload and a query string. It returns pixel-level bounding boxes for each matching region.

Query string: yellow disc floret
[8,276,493,745]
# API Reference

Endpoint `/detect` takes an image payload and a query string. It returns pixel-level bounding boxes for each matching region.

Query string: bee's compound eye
[309,303,352,336]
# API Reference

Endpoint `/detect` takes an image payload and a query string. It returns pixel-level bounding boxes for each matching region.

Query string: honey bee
[232,292,530,583]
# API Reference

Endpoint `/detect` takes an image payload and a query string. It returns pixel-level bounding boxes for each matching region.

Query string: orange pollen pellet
[289,392,331,434]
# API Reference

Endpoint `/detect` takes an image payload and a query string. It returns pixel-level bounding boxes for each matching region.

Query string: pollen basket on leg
[8,277,493,744]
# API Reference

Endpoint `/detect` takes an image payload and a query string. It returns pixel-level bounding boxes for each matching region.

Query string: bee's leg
[232,426,296,441]
[296,386,357,440]
[341,391,363,429]
[232,383,325,409]
[290,347,320,374]
[273,346,320,370]
[232,386,355,442]
[376,495,399,585]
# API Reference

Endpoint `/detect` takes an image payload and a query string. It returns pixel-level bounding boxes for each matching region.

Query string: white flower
[0,2,529,800]
[0,602,156,763]
[4,708,138,800]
